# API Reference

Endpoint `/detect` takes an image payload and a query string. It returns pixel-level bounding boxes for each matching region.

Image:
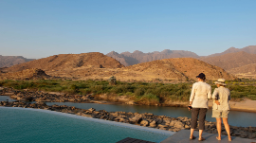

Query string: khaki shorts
[212,110,229,118]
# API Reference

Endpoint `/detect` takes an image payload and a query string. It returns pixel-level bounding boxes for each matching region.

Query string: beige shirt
[190,81,212,108]
[212,86,230,111]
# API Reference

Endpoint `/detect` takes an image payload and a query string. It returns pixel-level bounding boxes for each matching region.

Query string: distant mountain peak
[133,50,143,54]
[107,51,119,55]
[161,49,172,54]
[224,47,240,53]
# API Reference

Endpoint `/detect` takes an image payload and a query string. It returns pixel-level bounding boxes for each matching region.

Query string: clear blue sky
[0,0,255,59]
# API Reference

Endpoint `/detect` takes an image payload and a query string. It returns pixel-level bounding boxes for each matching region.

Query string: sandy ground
[207,98,256,112]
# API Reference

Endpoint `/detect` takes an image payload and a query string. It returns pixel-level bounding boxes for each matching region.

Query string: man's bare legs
[223,118,232,141]
[216,118,222,140]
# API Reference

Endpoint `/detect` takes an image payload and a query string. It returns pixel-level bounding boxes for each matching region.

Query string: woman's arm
[189,84,196,104]
[212,88,218,99]
[212,88,220,105]
[208,86,212,99]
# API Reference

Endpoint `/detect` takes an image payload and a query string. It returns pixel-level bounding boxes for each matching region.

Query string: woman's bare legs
[199,129,203,140]
[190,128,195,139]
[216,118,222,140]
[223,118,232,141]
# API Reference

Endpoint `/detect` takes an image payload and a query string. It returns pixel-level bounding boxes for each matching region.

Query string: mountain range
[1,53,234,81]
[107,50,199,66]
[1,45,256,79]
[107,45,256,67]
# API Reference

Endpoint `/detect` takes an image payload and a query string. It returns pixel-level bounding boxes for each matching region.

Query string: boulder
[239,130,248,138]
[129,114,142,124]
[158,124,168,128]
[88,108,96,112]
[149,120,157,127]
[154,118,163,124]
[168,120,184,129]
[140,120,149,126]
[80,113,92,118]
[248,133,256,139]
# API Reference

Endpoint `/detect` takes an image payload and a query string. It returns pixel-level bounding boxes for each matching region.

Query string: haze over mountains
[107,45,256,67]
[0,55,34,68]
[107,50,199,66]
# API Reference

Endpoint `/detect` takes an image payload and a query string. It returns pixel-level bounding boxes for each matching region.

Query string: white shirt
[190,81,211,108]
[212,86,230,111]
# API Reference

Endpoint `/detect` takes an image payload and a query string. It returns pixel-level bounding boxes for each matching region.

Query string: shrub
[248,95,256,100]
[79,89,92,95]
[138,93,160,104]
[134,88,145,96]
[69,84,78,90]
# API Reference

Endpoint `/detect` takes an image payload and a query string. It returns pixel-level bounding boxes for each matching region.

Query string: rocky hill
[227,63,256,74]
[106,50,199,66]
[0,68,51,80]
[0,55,34,68]
[6,52,124,72]
[200,52,256,70]
[123,58,234,81]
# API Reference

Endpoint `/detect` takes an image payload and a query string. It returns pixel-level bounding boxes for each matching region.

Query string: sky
[0,0,255,59]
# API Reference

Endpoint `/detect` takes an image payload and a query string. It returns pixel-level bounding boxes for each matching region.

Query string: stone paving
[161,130,256,143]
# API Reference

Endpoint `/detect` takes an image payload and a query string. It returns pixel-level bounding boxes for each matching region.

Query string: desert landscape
[1,46,256,81]
[1,1,256,142]
[0,46,256,110]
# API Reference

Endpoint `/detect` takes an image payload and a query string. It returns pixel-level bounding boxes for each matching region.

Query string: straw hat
[214,78,226,86]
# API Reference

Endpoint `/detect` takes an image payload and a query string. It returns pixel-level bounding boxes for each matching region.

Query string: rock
[159,127,167,131]
[163,117,173,124]
[80,113,92,118]
[129,114,142,124]
[149,120,157,127]
[248,133,256,139]
[239,130,248,138]
[88,108,96,112]
[158,124,168,128]
[126,101,135,105]
[140,120,149,126]
[154,118,163,124]
[168,120,184,129]
[185,125,190,129]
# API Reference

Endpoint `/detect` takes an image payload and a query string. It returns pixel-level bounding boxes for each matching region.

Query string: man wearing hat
[212,78,232,141]
[189,73,211,141]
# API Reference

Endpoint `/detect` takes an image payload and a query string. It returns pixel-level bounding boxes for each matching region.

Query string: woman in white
[212,78,232,141]
[189,73,211,141]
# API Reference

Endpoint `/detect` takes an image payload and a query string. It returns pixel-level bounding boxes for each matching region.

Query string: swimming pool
[0,107,173,143]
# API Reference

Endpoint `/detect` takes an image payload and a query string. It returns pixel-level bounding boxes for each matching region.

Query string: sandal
[198,137,205,141]
[216,137,221,141]
[189,136,196,140]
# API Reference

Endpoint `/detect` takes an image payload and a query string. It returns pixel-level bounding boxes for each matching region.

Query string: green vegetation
[0,79,256,104]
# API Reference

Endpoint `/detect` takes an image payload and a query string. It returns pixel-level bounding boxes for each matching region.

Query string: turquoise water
[0,107,171,143]
[1,96,256,127]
